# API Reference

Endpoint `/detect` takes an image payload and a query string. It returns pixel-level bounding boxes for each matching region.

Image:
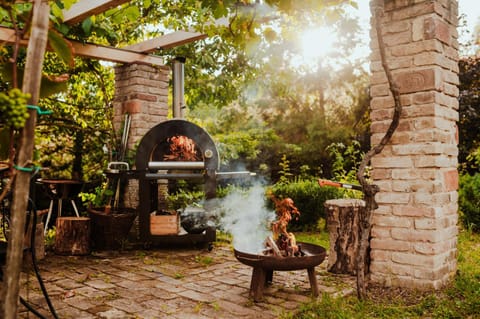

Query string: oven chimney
[172,57,186,118]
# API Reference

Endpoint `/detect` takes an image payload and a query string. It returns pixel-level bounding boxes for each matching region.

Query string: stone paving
[18,243,355,319]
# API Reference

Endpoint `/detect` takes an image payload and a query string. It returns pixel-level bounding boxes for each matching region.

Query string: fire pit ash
[234,194,326,302]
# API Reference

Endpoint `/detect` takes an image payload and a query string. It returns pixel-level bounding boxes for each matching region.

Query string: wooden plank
[63,0,131,24]
[71,41,164,65]
[0,26,164,65]
[124,31,207,53]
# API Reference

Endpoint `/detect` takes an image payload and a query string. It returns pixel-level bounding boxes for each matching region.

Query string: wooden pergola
[0,1,207,318]
[0,0,206,65]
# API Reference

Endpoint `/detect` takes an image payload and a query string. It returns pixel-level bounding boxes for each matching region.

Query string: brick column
[113,63,169,208]
[369,0,459,289]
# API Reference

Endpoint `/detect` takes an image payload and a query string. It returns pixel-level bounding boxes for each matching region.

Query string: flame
[265,193,302,257]
[164,135,199,161]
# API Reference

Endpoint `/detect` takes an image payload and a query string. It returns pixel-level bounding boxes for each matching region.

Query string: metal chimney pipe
[172,57,186,118]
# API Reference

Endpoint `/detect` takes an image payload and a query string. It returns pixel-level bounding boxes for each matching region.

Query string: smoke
[216,184,275,253]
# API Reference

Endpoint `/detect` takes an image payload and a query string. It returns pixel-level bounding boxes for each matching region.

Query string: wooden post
[0,1,50,318]
[324,199,365,275]
[55,217,91,255]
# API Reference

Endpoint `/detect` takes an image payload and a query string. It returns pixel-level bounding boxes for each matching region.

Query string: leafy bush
[164,179,347,231]
[269,179,343,231]
[459,173,480,232]
[165,184,242,210]
[165,188,205,210]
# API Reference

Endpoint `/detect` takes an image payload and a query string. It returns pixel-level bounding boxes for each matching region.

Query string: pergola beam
[63,0,131,25]
[124,31,207,53]
[0,26,164,66]
[71,41,164,65]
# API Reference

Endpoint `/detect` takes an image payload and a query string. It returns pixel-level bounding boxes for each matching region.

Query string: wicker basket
[88,207,136,250]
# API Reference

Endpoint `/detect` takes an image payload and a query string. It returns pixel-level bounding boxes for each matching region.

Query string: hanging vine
[355,1,403,299]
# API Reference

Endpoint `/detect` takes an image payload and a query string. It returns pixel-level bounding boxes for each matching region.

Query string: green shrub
[459,173,480,232]
[269,179,344,231]
[165,188,205,210]
[165,184,245,210]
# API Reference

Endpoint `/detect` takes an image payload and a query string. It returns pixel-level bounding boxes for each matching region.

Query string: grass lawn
[284,228,480,319]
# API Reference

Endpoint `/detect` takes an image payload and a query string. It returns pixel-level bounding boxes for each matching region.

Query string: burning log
[263,194,303,257]
[163,135,200,161]
[264,236,282,256]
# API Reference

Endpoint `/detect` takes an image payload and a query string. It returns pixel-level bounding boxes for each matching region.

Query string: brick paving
[17,243,355,318]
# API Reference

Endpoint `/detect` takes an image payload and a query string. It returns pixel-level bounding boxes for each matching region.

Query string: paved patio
[17,242,355,319]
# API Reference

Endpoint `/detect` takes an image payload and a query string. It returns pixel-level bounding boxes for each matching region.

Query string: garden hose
[27,197,59,319]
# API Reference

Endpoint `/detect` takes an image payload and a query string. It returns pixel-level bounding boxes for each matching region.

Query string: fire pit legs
[250,267,266,301]
[248,267,319,302]
[307,267,319,297]
[266,270,273,284]
[235,243,326,302]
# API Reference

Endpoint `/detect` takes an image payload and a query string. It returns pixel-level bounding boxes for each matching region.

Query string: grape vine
[0,88,31,129]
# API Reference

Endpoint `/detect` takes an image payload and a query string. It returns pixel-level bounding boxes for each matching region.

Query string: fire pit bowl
[234,242,326,302]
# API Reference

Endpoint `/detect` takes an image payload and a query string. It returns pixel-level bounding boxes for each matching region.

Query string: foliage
[325,140,366,198]
[78,182,114,208]
[190,68,370,183]
[0,88,30,129]
[269,179,343,230]
[327,140,364,182]
[44,227,56,250]
[278,154,294,183]
[458,56,480,174]
[281,229,480,319]
[164,188,205,210]
[295,228,330,250]
[189,104,287,180]
[164,184,247,210]
[267,149,363,230]
[35,58,115,181]
[458,173,480,232]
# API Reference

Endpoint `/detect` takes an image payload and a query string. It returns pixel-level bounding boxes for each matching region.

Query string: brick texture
[368,0,458,290]
[113,63,169,209]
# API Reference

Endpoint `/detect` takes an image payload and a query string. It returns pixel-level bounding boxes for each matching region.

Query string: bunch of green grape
[0,88,31,129]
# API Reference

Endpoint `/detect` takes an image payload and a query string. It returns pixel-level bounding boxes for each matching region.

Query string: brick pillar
[113,63,169,208]
[369,0,459,289]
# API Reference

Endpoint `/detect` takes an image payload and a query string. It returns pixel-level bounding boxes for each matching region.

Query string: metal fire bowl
[234,242,326,271]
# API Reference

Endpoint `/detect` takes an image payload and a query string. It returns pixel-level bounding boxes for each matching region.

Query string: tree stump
[55,217,91,255]
[324,199,365,275]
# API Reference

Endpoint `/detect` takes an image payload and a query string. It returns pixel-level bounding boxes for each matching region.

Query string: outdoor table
[37,179,83,234]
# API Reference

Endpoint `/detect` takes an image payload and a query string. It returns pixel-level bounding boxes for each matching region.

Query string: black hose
[28,198,59,319]
[1,168,59,318]
[19,296,48,319]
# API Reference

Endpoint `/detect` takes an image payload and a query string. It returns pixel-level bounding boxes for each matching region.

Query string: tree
[458,56,480,173]
[36,58,115,181]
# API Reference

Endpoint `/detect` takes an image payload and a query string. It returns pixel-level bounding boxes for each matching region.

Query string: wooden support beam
[124,31,207,53]
[0,26,164,66]
[71,41,164,65]
[63,0,131,24]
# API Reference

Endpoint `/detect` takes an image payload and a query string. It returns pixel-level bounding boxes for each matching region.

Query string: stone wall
[113,63,170,208]
[368,0,459,289]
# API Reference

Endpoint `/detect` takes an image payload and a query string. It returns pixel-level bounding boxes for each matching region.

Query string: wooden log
[55,217,91,255]
[324,199,365,275]
[264,236,282,256]
[26,222,45,261]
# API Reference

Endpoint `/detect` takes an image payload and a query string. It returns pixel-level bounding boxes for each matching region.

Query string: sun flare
[300,26,338,60]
